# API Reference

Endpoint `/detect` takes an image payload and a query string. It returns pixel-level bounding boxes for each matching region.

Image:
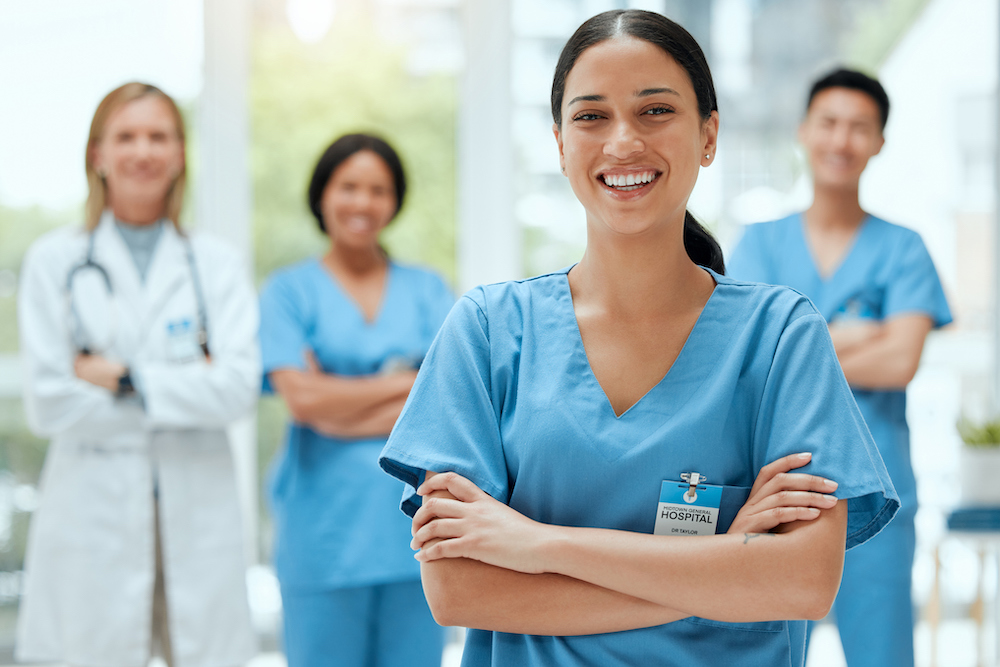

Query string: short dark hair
[307,133,407,234]
[807,68,890,130]
[550,10,724,275]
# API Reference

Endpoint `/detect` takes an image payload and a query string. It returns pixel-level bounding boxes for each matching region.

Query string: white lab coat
[15,212,260,667]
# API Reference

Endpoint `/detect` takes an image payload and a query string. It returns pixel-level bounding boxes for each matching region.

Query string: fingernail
[807,508,820,516]
[797,452,811,461]
[823,479,838,490]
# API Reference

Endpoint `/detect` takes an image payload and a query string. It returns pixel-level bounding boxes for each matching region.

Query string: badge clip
[680,471,705,503]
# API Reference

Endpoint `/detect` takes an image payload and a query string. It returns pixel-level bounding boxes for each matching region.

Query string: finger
[411,518,466,550]
[739,506,822,534]
[745,490,839,514]
[416,471,488,502]
[415,536,471,563]
[750,472,839,505]
[749,453,812,496]
[411,496,467,534]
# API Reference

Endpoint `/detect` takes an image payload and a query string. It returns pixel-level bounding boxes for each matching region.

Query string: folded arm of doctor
[19,243,134,440]
[411,453,844,635]
[828,313,933,389]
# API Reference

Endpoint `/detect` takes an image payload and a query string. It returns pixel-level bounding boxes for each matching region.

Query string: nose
[830,124,851,150]
[603,119,644,160]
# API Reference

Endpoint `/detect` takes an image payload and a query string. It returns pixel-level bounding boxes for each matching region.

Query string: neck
[109,198,166,226]
[806,182,866,231]
[570,218,712,317]
[324,240,386,276]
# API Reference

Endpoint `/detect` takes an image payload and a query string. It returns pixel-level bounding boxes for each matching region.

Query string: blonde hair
[84,82,187,230]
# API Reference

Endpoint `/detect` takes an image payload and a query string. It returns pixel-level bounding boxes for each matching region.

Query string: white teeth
[603,171,656,188]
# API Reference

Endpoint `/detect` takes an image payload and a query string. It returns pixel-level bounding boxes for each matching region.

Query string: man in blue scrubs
[728,69,951,667]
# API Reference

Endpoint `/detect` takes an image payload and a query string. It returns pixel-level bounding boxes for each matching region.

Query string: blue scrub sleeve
[726,223,772,283]
[380,291,507,518]
[882,232,952,328]
[258,272,311,394]
[753,309,899,550]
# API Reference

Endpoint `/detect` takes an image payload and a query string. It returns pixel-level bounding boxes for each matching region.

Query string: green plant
[958,418,1000,447]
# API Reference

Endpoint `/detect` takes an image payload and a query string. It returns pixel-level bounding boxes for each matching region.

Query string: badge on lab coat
[654,475,722,536]
[166,318,201,362]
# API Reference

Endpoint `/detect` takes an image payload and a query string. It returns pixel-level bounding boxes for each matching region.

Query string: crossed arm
[268,355,416,439]
[411,454,846,635]
[828,314,933,389]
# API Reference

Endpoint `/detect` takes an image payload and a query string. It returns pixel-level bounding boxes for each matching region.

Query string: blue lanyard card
[654,480,723,536]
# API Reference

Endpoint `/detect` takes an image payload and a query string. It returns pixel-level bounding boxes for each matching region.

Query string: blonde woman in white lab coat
[16,82,259,667]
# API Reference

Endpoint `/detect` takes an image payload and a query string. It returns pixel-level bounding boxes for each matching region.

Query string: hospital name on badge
[653,474,722,537]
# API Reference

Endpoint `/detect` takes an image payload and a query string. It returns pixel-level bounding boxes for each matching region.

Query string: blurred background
[0,0,996,664]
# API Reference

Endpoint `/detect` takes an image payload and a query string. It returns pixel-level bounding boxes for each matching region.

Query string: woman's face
[798,87,884,190]
[320,150,398,250]
[553,37,717,238]
[91,95,184,214]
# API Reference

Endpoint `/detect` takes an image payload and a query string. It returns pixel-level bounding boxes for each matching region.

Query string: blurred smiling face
[92,95,184,212]
[799,87,884,189]
[553,36,717,238]
[320,150,398,250]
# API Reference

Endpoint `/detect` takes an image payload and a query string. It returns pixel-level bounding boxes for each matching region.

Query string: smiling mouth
[599,170,661,192]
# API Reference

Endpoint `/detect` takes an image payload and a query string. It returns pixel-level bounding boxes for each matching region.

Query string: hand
[74,354,126,393]
[727,452,839,536]
[412,472,549,574]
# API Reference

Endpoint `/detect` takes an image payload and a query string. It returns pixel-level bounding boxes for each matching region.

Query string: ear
[89,143,104,176]
[553,123,566,174]
[872,133,885,157]
[700,111,719,166]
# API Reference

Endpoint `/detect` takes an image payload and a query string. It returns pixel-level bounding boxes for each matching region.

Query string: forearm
[539,502,846,622]
[838,341,917,388]
[273,370,415,428]
[422,554,687,635]
[308,393,409,439]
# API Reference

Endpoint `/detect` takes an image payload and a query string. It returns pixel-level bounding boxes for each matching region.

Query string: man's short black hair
[807,68,890,131]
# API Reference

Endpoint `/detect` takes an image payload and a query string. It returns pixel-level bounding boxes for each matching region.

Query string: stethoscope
[65,226,211,357]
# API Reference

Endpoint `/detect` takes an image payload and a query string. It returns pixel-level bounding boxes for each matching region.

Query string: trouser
[807,502,917,667]
[281,580,445,667]
[152,496,174,667]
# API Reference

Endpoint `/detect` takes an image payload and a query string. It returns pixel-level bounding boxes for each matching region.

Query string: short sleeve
[258,271,311,394]
[753,309,899,550]
[883,232,952,328]
[726,224,772,283]
[379,291,507,518]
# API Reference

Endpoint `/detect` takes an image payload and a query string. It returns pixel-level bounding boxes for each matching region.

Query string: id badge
[166,318,200,362]
[653,473,722,536]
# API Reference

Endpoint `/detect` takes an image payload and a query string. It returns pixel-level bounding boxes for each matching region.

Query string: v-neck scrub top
[378,267,898,667]
[259,258,454,590]
[727,214,952,508]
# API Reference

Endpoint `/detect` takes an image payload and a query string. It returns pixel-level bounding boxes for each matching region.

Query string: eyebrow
[567,87,681,107]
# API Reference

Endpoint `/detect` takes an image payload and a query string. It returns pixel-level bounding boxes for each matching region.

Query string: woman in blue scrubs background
[259,134,451,667]
[379,11,899,667]
[728,69,952,667]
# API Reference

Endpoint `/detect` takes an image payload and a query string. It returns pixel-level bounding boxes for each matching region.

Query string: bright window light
[286,0,336,44]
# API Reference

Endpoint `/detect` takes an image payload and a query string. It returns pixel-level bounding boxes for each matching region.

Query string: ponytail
[683,211,725,275]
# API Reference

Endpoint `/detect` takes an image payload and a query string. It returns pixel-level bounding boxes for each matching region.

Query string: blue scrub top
[728,214,952,507]
[260,258,454,591]
[379,267,898,667]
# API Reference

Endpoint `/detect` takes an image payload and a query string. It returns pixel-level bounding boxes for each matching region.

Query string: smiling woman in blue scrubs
[259,134,452,667]
[728,70,952,667]
[378,11,899,667]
